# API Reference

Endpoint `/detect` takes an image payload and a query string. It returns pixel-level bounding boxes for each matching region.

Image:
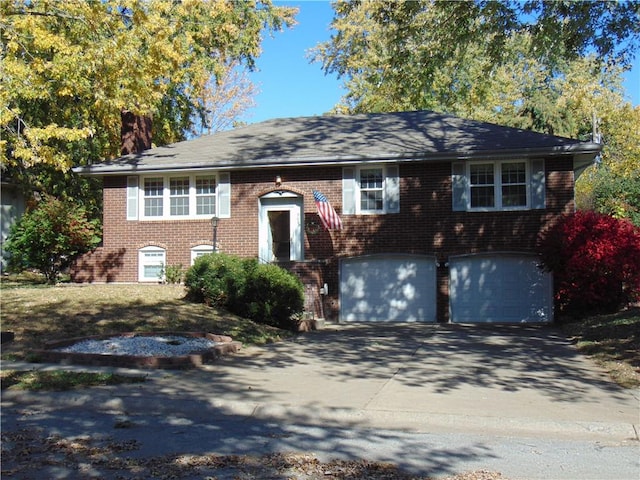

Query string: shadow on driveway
[3,323,639,479]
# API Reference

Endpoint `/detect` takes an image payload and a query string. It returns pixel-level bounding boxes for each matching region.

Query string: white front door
[259,194,303,263]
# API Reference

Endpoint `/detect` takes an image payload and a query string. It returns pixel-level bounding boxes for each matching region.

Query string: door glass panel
[268,210,290,261]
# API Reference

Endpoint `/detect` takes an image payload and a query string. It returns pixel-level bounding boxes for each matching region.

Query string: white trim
[342,167,356,214]
[126,176,139,220]
[358,166,385,213]
[138,246,166,282]
[345,164,399,215]
[138,171,226,220]
[217,172,231,218]
[258,196,303,263]
[466,159,530,211]
[191,244,215,264]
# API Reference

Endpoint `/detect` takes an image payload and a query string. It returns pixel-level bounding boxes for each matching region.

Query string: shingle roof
[75,110,601,175]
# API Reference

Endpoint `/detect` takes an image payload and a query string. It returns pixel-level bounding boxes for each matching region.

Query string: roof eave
[73,143,602,176]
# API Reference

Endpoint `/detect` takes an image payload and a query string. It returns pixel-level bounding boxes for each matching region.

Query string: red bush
[537,211,640,318]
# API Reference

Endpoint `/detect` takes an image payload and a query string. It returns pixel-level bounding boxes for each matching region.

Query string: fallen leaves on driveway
[1,427,504,479]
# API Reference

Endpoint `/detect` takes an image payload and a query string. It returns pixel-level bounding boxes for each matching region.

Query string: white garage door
[340,255,437,322]
[449,254,553,323]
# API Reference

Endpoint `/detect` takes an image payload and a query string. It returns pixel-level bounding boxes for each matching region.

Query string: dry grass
[0,281,290,361]
[561,306,640,388]
[1,370,146,391]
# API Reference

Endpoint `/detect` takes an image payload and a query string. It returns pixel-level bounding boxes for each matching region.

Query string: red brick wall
[72,176,216,282]
[71,158,575,321]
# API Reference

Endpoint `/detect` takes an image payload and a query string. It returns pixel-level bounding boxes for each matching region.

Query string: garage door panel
[450,255,552,323]
[341,255,436,322]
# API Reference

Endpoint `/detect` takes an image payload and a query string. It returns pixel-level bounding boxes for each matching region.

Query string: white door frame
[259,193,303,263]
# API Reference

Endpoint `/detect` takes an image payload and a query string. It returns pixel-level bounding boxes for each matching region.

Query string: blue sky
[242,1,639,125]
[241,1,341,124]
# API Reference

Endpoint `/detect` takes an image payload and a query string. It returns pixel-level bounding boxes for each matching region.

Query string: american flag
[313,190,342,231]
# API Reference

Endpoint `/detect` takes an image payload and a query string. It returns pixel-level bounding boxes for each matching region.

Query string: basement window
[138,246,166,282]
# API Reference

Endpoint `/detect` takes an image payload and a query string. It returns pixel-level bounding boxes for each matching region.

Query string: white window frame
[467,160,530,211]
[138,246,166,282]
[169,176,190,216]
[143,177,164,217]
[357,167,385,213]
[500,161,528,208]
[469,163,495,209]
[139,172,220,220]
[191,244,215,265]
[347,164,398,214]
[195,175,217,216]
[259,194,304,263]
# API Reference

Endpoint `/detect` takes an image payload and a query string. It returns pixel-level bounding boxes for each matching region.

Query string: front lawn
[0,280,291,362]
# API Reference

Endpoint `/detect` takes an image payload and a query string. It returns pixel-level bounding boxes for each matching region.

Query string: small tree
[5,195,101,283]
[537,211,640,318]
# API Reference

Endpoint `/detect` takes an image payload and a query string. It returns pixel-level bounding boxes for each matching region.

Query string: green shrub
[4,194,101,283]
[162,264,184,284]
[239,261,304,329]
[184,253,247,307]
[184,254,304,329]
[591,166,640,227]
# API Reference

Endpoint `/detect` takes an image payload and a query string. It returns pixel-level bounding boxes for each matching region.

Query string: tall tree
[576,103,640,225]
[313,0,639,119]
[1,0,297,171]
[312,0,640,225]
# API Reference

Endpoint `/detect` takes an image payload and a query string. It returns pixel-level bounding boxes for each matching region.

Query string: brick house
[72,110,600,324]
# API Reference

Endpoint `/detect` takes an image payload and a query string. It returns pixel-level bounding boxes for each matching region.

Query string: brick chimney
[120,110,152,155]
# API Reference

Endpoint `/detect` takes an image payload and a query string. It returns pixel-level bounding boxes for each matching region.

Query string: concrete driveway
[2,323,639,479]
[7,323,637,438]
[145,322,638,440]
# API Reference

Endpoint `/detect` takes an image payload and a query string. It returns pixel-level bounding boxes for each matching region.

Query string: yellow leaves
[7,124,93,170]
[601,105,640,177]
[31,28,64,51]
[2,0,296,169]
[180,0,206,8]
[27,124,93,143]
[604,196,634,221]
